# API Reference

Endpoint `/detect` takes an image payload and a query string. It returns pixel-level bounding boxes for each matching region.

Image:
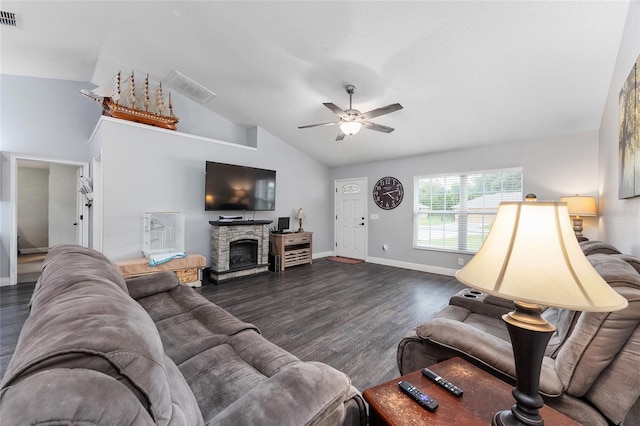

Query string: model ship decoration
[81,71,179,131]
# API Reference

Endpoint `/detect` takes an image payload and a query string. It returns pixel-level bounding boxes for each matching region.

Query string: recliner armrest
[416,317,564,397]
[449,289,514,318]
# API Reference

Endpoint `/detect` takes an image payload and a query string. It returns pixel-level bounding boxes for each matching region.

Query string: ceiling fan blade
[298,121,339,129]
[323,102,349,120]
[359,103,403,120]
[335,129,346,141]
[362,121,395,133]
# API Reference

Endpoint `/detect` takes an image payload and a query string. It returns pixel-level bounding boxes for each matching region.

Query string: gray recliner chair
[397,244,640,426]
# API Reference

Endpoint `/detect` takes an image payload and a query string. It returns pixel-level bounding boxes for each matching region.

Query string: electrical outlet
[458,258,464,266]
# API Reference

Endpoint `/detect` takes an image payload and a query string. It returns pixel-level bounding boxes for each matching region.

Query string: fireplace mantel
[209,220,272,226]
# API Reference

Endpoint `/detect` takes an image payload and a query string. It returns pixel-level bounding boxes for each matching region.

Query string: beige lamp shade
[559,195,597,217]
[455,201,627,312]
[296,208,306,220]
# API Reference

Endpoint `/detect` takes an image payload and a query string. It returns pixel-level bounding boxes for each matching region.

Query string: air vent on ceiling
[1,11,16,26]
[165,71,217,105]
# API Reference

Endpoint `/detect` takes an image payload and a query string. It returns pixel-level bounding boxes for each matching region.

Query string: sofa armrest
[126,271,180,299]
[0,369,155,425]
[415,317,564,397]
[211,362,365,426]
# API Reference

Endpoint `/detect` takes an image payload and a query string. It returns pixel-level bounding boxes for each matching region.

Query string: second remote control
[398,381,438,412]
[422,368,463,397]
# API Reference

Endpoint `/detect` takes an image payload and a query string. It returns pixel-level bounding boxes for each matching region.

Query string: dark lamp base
[493,406,545,426]
[495,301,555,426]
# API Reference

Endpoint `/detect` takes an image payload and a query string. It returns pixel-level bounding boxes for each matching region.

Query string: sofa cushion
[1,246,176,425]
[579,240,621,256]
[555,255,640,396]
[584,326,640,425]
[613,253,640,274]
[126,271,182,299]
[164,355,205,426]
[133,281,260,365]
[29,244,128,309]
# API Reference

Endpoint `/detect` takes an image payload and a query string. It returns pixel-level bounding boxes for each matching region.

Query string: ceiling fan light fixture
[340,121,362,136]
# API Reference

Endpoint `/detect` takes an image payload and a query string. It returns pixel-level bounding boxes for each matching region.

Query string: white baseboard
[365,256,458,277]
[316,251,457,276]
[19,247,49,255]
[313,251,334,259]
[0,276,12,287]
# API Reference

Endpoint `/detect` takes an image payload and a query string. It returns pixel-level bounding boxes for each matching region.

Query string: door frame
[334,177,368,260]
[8,154,89,286]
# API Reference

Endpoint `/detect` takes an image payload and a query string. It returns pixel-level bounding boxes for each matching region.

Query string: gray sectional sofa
[0,245,367,425]
[397,241,640,425]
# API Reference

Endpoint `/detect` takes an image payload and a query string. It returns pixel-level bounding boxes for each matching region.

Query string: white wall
[88,117,331,263]
[598,1,640,257]
[331,130,600,272]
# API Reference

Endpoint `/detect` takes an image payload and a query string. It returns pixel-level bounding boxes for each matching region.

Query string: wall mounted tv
[205,161,276,211]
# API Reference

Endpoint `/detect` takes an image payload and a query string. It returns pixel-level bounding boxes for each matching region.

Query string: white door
[335,177,367,259]
[48,163,81,246]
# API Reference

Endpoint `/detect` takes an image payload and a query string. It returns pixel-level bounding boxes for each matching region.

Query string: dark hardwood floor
[0,258,464,391]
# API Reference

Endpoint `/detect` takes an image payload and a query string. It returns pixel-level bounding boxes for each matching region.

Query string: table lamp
[455,200,627,426]
[559,195,596,238]
[296,208,306,233]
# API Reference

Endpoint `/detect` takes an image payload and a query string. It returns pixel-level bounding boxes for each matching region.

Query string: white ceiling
[0,1,630,168]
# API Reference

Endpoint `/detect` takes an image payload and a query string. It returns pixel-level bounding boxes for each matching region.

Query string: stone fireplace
[209,220,271,283]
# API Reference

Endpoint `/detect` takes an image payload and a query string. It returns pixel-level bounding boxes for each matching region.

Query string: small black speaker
[269,254,280,272]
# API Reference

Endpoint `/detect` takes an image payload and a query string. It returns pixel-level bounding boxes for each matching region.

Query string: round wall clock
[373,176,404,210]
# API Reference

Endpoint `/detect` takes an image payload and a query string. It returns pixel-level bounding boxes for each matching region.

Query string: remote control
[422,368,463,397]
[398,381,438,412]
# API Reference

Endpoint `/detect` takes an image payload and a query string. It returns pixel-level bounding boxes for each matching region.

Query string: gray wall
[331,130,600,272]
[598,0,640,257]
[0,75,100,160]
[0,74,332,283]
[0,75,99,282]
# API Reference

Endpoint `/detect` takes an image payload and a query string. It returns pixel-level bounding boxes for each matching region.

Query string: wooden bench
[115,254,206,287]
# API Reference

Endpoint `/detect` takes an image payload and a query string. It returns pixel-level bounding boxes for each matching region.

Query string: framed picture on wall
[619,53,640,199]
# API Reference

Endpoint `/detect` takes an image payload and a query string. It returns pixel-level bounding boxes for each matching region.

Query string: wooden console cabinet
[270,232,312,271]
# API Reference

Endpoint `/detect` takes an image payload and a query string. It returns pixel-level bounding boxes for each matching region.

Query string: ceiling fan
[298,85,403,141]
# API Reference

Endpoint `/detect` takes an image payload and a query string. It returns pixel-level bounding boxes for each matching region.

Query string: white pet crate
[142,212,185,257]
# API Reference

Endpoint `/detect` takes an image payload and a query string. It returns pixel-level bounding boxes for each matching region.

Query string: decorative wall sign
[619,53,639,199]
[373,176,404,210]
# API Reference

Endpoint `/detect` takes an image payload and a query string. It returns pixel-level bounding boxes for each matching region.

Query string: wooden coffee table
[363,357,579,425]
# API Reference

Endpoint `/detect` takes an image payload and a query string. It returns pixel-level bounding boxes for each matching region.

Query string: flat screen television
[205,161,276,211]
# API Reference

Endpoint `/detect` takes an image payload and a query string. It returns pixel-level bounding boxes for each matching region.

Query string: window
[414,168,523,253]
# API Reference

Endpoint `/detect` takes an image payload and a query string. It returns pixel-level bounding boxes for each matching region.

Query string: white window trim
[413,167,523,254]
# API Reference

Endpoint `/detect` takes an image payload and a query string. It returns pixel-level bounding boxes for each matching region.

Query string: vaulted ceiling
[0,1,630,167]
